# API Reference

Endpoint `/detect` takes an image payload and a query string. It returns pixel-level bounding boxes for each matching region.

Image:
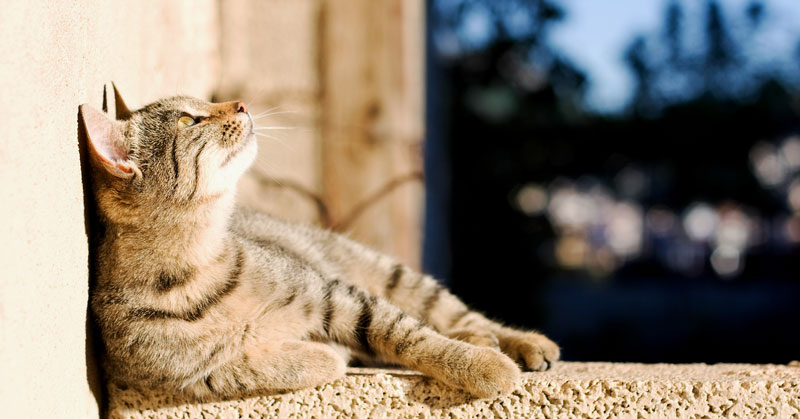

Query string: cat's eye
[178,115,197,127]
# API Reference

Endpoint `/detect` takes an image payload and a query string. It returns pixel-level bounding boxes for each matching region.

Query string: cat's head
[80,88,257,224]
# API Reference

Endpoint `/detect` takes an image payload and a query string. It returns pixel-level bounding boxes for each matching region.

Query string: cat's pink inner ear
[80,104,131,175]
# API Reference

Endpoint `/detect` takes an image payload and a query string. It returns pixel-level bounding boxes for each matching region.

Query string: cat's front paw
[499,331,560,371]
[460,347,521,398]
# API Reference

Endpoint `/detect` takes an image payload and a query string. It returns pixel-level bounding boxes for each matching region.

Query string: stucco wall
[217,0,325,224]
[0,1,219,417]
[0,1,423,416]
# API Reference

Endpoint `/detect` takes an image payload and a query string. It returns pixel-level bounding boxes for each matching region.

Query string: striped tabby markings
[129,245,244,322]
[154,267,195,293]
[384,264,403,297]
[187,135,209,201]
[302,301,315,318]
[410,273,425,289]
[420,283,444,320]
[354,291,377,355]
[233,356,250,392]
[239,353,259,388]
[204,351,249,395]
[200,342,225,371]
[204,375,216,393]
[171,134,180,190]
[240,324,251,345]
[447,309,470,329]
[383,312,405,341]
[394,326,427,356]
[279,282,305,308]
[321,279,339,336]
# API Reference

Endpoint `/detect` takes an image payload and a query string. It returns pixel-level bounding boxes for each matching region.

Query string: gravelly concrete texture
[109,362,800,418]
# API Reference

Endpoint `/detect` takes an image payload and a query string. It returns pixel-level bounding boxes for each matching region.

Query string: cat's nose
[235,102,248,113]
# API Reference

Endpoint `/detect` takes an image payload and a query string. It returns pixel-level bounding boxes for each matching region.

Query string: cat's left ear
[112,82,132,120]
[79,104,140,178]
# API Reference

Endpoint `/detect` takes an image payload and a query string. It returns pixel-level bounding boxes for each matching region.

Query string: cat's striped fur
[81,91,559,400]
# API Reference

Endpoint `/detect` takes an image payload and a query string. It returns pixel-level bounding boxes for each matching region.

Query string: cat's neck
[108,192,236,269]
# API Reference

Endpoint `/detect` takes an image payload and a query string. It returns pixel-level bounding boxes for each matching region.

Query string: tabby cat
[82,86,559,401]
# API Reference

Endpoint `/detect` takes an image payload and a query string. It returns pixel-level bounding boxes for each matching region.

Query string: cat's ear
[112,82,132,120]
[79,104,140,178]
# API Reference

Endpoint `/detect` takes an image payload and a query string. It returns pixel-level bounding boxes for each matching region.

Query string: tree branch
[251,171,424,232]
[331,172,424,232]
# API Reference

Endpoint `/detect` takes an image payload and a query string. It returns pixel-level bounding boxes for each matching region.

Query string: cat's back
[229,206,318,240]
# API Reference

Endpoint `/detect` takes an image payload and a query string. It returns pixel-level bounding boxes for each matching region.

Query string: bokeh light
[683,203,718,242]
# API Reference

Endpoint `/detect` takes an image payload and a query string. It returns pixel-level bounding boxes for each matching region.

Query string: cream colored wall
[0,1,219,417]
[219,0,425,269]
[0,0,423,416]
[217,0,325,224]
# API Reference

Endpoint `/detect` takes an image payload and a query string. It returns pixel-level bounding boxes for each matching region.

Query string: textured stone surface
[109,362,800,418]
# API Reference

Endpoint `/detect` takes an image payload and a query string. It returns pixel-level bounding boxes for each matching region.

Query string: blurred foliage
[431,0,800,363]
[625,1,800,117]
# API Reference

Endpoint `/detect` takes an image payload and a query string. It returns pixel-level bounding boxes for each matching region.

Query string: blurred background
[217,0,800,364]
[424,0,800,363]
[213,0,800,364]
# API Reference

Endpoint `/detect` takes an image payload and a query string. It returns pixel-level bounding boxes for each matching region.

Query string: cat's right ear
[79,104,140,178]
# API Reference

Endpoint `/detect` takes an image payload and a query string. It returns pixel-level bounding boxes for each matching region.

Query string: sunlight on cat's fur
[81,87,559,401]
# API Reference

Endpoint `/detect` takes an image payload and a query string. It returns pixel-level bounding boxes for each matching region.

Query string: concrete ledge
[108,362,800,418]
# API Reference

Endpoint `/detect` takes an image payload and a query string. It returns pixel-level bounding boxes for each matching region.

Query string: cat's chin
[240,134,258,167]
[204,135,258,197]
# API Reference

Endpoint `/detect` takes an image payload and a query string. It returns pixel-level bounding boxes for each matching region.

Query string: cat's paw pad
[446,328,500,350]
[501,332,560,372]
[461,347,521,398]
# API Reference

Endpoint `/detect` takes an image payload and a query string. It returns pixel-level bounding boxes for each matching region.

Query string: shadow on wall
[77,92,109,416]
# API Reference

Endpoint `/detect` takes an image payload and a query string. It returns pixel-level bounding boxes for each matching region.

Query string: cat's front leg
[318,279,521,398]
[193,340,347,399]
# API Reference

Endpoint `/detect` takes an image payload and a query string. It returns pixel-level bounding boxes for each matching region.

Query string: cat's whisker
[252,111,299,119]
[254,126,297,131]
[254,132,298,154]
[254,132,283,140]
[251,106,284,118]
[251,163,287,187]
[254,132,296,150]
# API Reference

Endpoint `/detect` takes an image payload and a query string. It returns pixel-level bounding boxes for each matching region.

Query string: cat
[82,85,559,401]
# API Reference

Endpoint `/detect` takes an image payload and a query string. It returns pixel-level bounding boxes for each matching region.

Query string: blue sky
[548,0,663,111]
[548,0,800,112]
